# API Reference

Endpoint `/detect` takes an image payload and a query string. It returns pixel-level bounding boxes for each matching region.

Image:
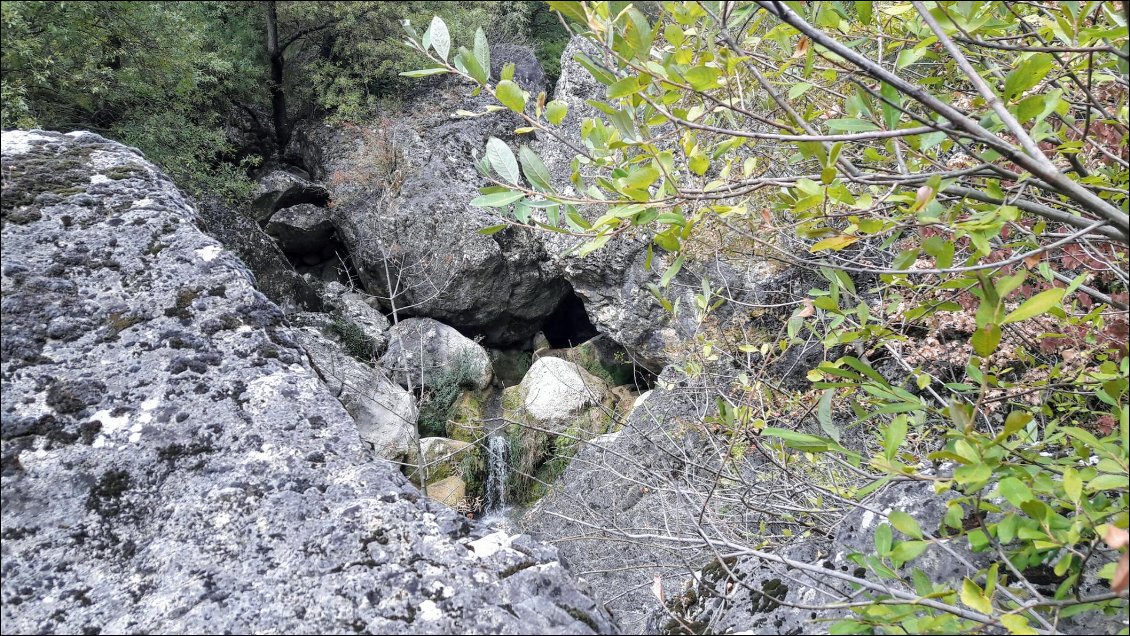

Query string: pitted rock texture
[0,130,616,635]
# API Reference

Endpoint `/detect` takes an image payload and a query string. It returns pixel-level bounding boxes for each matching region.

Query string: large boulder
[193,196,323,314]
[309,80,570,347]
[519,380,734,633]
[499,358,616,505]
[249,169,328,224]
[292,325,415,462]
[518,357,609,432]
[264,203,335,257]
[0,130,616,634]
[379,317,493,392]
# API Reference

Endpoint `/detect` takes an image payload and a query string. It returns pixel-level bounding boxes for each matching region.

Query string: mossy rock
[406,437,483,488]
[501,383,617,505]
[447,390,486,444]
[426,476,466,509]
[536,334,636,387]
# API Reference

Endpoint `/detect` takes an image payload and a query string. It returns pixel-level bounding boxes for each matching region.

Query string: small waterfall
[484,433,509,510]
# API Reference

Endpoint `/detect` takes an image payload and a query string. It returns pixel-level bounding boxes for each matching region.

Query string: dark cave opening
[540,290,598,349]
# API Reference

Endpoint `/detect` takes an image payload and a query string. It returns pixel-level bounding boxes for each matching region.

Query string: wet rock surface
[0,130,617,635]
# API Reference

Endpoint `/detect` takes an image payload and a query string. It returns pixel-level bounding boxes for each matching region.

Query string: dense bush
[406,1,1128,632]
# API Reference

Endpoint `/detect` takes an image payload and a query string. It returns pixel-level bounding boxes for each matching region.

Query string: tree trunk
[265,1,291,151]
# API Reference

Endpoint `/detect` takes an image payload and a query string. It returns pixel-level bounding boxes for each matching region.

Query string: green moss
[103,165,143,180]
[105,311,143,338]
[326,314,377,362]
[417,352,480,438]
[164,287,201,320]
[448,391,485,444]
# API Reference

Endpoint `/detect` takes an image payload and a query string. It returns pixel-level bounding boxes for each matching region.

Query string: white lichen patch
[467,531,510,558]
[417,599,443,622]
[131,197,155,209]
[195,245,222,262]
[0,130,55,155]
[92,408,131,435]
[90,174,110,185]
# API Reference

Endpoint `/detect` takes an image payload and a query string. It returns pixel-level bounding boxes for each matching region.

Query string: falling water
[484,433,509,511]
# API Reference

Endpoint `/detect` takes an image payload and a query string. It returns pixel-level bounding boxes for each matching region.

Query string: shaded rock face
[520,380,741,633]
[490,43,547,92]
[308,79,570,347]
[249,169,328,224]
[264,203,335,257]
[192,197,324,314]
[0,130,617,635]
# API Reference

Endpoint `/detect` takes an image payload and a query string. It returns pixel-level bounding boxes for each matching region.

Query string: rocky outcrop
[0,130,616,634]
[292,324,415,462]
[264,203,335,257]
[249,169,328,224]
[307,79,570,347]
[519,380,727,633]
[380,317,493,392]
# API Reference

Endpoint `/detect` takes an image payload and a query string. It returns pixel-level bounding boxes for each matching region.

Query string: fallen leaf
[797,298,816,318]
[1102,525,1129,593]
[651,574,665,602]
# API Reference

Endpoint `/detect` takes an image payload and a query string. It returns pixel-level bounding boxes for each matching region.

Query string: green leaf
[607,76,643,99]
[818,388,840,442]
[470,191,525,207]
[1003,53,1053,100]
[429,15,450,61]
[874,522,893,555]
[659,254,684,288]
[1088,474,1129,491]
[577,233,611,257]
[810,236,859,252]
[547,1,588,24]
[998,477,1033,507]
[961,578,993,614]
[478,223,508,235]
[884,416,907,461]
[546,100,568,125]
[1002,288,1065,324]
[788,82,813,99]
[485,137,520,185]
[496,80,526,113]
[518,146,553,192]
[889,511,923,539]
[399,67,450,77]
[971,323,1001,357]
[1063,467,1082,502]
[890,540,930,565]
[474,27,490,79]
[825,118,880,132]
[684,65,720,91]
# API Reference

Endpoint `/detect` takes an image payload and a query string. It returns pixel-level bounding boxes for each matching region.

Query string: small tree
[404,1,1128,632]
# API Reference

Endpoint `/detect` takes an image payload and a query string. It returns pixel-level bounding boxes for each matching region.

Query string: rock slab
[0,130,616,635]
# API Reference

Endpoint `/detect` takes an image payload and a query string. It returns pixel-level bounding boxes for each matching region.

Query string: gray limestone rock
[264,202,336,256]
[0,129,617,635]
[379,317,493,392]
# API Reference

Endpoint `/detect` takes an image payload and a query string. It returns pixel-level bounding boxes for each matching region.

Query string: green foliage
[417,352,482,438]
[326,314,379,362]
[408,1,1129,631]
[1,1,262,200]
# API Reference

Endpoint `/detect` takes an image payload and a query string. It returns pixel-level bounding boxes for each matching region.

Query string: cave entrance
[540,290,597,349]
